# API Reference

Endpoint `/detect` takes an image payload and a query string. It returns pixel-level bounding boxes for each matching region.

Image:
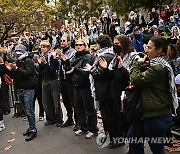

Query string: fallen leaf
[5,145,12,151]
[173,143,180,147]
[11,132,16,135]
[165,146,175,152]
[8,138,15,143]
[175,147,180,152]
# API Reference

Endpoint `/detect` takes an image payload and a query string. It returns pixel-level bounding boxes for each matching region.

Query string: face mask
[113,45,122,55]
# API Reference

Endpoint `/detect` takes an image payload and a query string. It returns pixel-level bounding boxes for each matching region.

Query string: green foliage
[107,0,167,15]
[56,0,104,23]
[0,0,52,43]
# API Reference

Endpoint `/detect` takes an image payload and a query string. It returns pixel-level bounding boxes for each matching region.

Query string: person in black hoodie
[64,39,98,138]
[5,44,37,141]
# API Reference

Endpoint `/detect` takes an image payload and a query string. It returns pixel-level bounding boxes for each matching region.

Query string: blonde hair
[40,40,51,48]
[75,39,89,51]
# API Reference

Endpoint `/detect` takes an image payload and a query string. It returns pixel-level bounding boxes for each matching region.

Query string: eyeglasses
[60,40,66,42]
[75,44,84,47]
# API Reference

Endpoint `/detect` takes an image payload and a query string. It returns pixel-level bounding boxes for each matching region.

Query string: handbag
[3,74,13,85]
[124,83,142,122]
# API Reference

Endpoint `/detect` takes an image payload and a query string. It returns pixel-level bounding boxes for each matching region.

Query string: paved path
[0,104,178,154]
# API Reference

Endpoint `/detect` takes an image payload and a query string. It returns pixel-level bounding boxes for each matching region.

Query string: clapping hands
[37,56,47,64]
[56,49,68,61]
[5,62,17,71]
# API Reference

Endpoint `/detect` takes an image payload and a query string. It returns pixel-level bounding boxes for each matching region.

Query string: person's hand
[56,49,62,56]
[99,57,107,69]
[37,56,42,64]
[11,63,17,70]
[57,49,68,61]
[0,57,3,64]
[83,63,92,72]
[41,57,47,64]
[117,56,123,68]
[66,67,75,74]
[138,55,148,63]
[51,49,57,59]
[5,62,12,71]
[61,53,68,61]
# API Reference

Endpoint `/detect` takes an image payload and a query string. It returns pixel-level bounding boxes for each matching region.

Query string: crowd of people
[0,3,180,154]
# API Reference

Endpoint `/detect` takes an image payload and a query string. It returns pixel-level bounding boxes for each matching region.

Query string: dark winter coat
[10,57,36,89]
[71,51,94,87]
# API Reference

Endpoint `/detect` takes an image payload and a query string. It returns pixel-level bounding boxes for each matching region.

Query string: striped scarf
[150,56,178,114]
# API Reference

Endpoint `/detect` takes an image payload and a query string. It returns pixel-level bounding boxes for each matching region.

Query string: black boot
[61,119,74,128]
[23,129,30,136]
[25,131,37,141]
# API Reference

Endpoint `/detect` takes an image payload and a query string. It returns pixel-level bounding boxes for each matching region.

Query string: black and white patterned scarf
[150,56,178,114]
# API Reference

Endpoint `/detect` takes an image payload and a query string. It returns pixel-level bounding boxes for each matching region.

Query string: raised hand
[61,53,68,61]
[37,56,42,64]
[41,57,47,64]
[57,49,68,61]
[11,63,17,70]
[99,57,107,69]
[5,62,12,71]
[138,55,148,63]
[117,55,123,68]
[83,63,92,72]
[56,49,62,57]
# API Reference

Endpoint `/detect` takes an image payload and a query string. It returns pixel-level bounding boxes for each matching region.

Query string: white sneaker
[0,123,5,132]
[75,129,86,136]
[39,117,44,121]
[86,131,97,139]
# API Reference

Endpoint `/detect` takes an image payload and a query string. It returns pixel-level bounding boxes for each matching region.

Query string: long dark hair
[114,35,134,55]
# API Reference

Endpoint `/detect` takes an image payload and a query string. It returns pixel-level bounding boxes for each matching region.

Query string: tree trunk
[0,31,9,45]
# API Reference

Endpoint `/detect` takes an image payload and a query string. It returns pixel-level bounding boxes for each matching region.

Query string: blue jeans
[17,89,36,132]
[127,114,172,154]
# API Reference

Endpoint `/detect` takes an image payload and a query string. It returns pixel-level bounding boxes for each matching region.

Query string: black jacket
[71,51,94,87]
[0,64,8,83]
[10,57,35,89]
[111,66,129,99]
[59,46,76,81]
[39,55,59,81]
[91,53,114,101]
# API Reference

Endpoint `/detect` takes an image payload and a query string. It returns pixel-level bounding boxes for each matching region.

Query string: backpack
[124,84,143,122]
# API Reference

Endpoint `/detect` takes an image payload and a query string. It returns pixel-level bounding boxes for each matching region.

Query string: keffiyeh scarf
[150,56,178,114]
